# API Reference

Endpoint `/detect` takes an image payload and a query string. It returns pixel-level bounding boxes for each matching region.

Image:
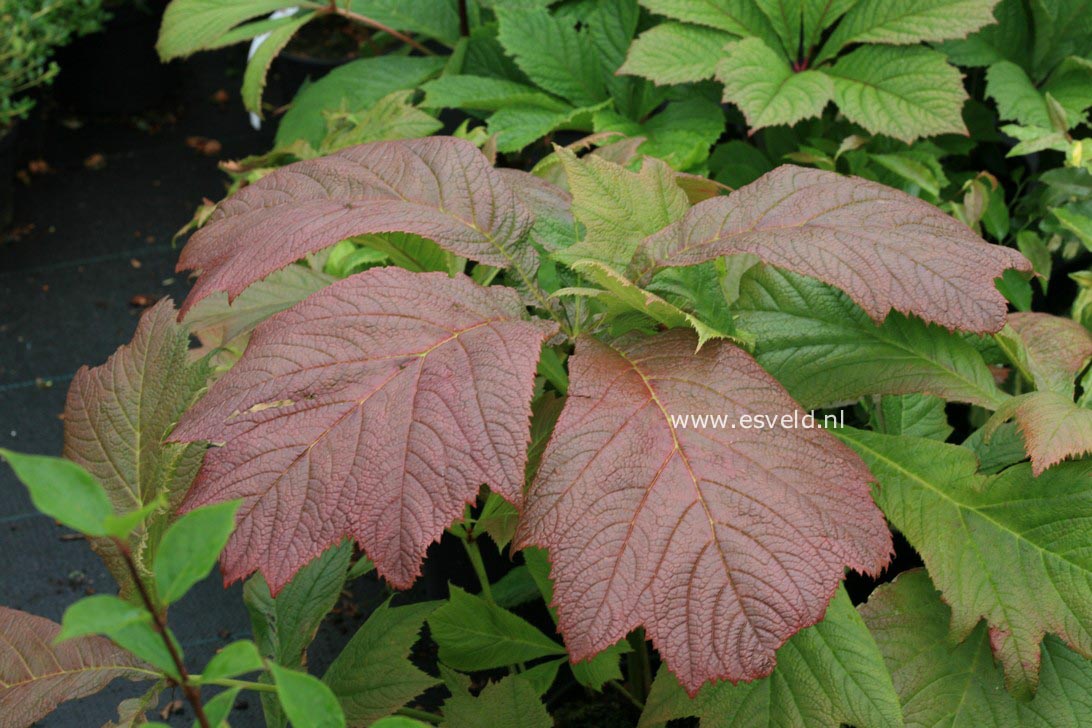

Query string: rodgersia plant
[5,136,1092,727]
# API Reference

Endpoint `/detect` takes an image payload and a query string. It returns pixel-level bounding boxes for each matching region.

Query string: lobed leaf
[518,329,892,694]
[0,606,151,726]
[836,428,1092,698]
[1001,312,1092,395]
[176,137,538,316]
[634,165,1030,333]
[862,569,1092,727]
[988,392,1092,475]
[171,267,557,592]
[441,673,551,728]
[715,38,834,130]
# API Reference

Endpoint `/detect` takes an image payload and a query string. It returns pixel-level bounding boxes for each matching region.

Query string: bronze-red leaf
[517,329,892,694]
[171,267,557,591]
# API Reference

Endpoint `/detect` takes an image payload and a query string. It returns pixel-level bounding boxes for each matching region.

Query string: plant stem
[607,679,645,711]
[459,531,496,606]
[115,540,210,728]
[201,677,277,694]
[627,628,652,701]
[331,7,435,55]
[397,707,443,724]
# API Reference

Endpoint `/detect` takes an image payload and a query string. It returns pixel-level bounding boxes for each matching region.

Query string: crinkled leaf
[862,569,1092,728]
[172,268,557,591]
[827,45,969,143]
[620,23,734,85]
[639,586,902,728]
[0,606,151,726]
[869,394,953,441]
[323,600,439,727]
[835,427,1092,699]
[999,312,1092,395]
[177,137,538,315]
[277,56,446,148]
[988,392,1092,474]
[635,165,1029,333]
[715,38,834,130]
[319,91,442,151]
[818,0,1000,62]
[553,148,689,270]
[735,266,1008,408]
[63,299,208,596]
[441,674,551,728]
[640,0,781,49]
[518,329,892,694]
[428,585,565,671]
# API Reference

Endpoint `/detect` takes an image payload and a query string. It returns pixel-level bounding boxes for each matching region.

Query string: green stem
[460,533,495,606]
[202,677,277,694]
[607,679,645,711]
[627,629,652,701]
[397,707,443,725]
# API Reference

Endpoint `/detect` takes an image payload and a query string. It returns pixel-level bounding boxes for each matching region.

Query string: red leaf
[0,607,149,726]
[517,330,891,694]
[633,165,1030,333]
[171,268,557,591]
[177,137,535,316]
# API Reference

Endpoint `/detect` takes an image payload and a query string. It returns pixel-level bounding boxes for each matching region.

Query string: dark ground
[0,44,387,727]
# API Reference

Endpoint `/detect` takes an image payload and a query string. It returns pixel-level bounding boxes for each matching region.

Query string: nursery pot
[0,123,17,230]
[54,3,176,116]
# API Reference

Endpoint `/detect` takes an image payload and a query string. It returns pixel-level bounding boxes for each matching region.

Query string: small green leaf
[428,586,565,671]
[241,11,314,115]
[1,450,115,537]
[200,640,264,683]
[203,686,241,727]
[441,673,551,728]
[153,501,241,605]
[271,663,345,728]
[56,595,149,643]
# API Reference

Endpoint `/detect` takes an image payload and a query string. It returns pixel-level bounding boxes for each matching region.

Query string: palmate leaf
[734,266,1009,409]
[634,165,1029,333]
[171,268,557,592]
[835,428,1092,699]
[0,606,152,726]
[63,299,208,598]
[715,38,834,131]
[517,329,892,694]
[862,570,1092,727]
[176,137,540,316]
[639,586,902,728]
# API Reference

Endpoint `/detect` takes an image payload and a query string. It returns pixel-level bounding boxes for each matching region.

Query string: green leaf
[963,420,1027,474]
[323,600,440,726]
[200,640,264,683]
[347,0,462,46]
[639,586,902,728]
[246,541,352,728]
[983,59,1092,129]
[487,103,602,153]
[640,0,781,48]
[57,595,149,643]
[869,152,945,197]
[319,91,443,151]
[869,394,954,441]
[519,658,565,695]
[715,38,833,130]
[153,501,240,605]
[818,0,1001,62]
[496,6,606,106]
[276,56,445,147]
[428,586,565,671]
[1054,206,1092,251]
[64,299,210,599]
[986,391,1092,475]
[833,428,1092,699]
[802,0,858,53]
[271,663,345,728]
[592,97,725,170]
[241,11,313,115]
[734,266,1008,409]
[862,569,1092,728]
[441,674,552,728]
[553,148,689,270]
[421,74,569,112]
[828,45,968,142]
[157,0,304,60]
[0,450,116,537]
[620,23,734,85]
[934,0,1029,69]
[1027,0,1092,80]
[490,565,541,609]
[204,686,241,727]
